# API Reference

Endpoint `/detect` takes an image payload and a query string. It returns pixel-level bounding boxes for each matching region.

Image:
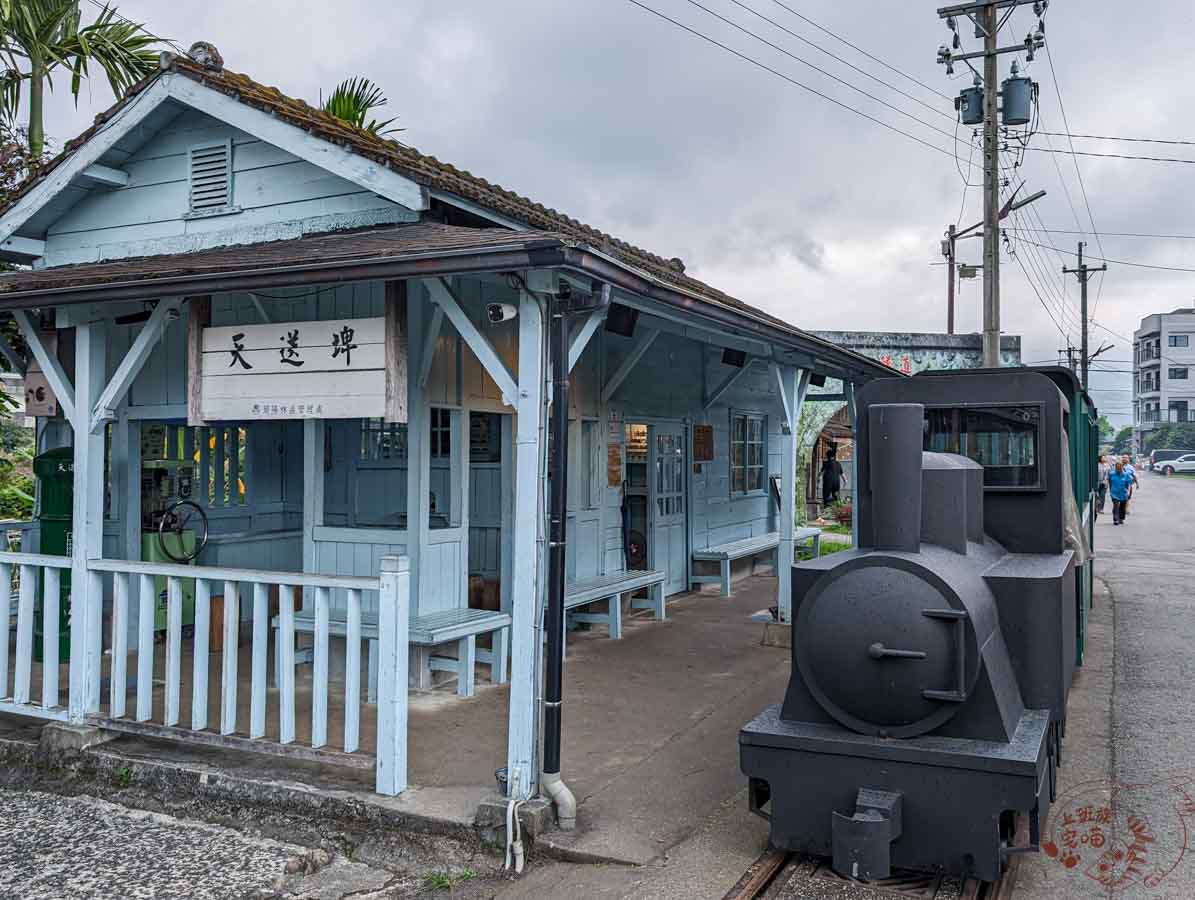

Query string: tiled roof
[0,223,565,294]
[1,55,748,311]
[0,52,893,377]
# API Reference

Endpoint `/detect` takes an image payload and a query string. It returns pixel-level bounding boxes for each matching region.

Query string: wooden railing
[0,551,72,721]
[0,550,409,795]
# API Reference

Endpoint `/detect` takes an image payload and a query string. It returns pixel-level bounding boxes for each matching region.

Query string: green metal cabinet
[32,447,72,663]
[141,531,197,631]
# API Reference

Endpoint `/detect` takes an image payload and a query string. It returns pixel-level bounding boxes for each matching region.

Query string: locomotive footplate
[740,704,1049,884]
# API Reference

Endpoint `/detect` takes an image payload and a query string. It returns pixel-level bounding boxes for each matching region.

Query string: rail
[0,550,410,795]
[0,551,73,722]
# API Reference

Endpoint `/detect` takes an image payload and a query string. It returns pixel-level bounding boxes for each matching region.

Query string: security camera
[486,302,518,324]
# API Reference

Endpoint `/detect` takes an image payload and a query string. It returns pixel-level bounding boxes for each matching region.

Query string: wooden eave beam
[416,305,444,389]
[567,306,606,374]
[11,310,74,421]
[424,277,517,404]
[601,328,660,404]
[0,236,46,261]
[703,358,756,411]
[77,164,130,189]
[90,297,183,433]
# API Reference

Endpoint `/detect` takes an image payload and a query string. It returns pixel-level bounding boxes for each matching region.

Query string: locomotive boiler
[741,371,1081,884]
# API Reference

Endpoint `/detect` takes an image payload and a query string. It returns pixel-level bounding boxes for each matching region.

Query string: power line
[1022,146,1195,165]
[1010,249,1069,339]
[764,0,952,101]
[671,0,964,145]
[1044,44,1106,315]
[624,1,974,164]
[83,0,177,49]
[1037,131,1195,147]
[1012,236,1195,273]
[1007,228,1195,241]
[724,0,954,121]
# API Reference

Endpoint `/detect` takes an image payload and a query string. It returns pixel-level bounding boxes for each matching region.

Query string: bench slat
[693,533,780,561]
[283,606,510,646]
[565,570,665,607]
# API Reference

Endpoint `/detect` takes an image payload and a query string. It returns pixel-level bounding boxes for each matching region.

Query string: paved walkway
[1015,472,1195,900]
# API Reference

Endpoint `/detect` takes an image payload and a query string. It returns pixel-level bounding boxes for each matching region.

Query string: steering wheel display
[157,500,209,563]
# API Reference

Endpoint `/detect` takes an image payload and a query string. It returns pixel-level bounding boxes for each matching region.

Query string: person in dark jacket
[821,446,844,506]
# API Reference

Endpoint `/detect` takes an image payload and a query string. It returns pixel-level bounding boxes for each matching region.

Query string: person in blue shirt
[1108,461,1133,525]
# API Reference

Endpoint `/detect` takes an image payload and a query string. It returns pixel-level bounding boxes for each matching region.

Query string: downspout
[542,284,576,830]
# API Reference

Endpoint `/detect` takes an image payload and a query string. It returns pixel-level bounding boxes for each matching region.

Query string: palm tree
[0,2,160,157]
[321,77,401,137]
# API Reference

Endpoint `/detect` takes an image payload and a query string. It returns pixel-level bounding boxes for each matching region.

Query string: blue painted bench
[556,569,667,653]
[691,528,822,596]
[273,606,510,700]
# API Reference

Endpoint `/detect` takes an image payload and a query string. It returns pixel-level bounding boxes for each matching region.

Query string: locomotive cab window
[924,404,1042,489]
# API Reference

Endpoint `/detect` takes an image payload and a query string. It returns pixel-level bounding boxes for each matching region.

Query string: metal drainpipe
[542,291,576,829]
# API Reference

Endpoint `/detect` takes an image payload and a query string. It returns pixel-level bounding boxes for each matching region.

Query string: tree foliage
[1097,415,1114,442]
[321,77,401,137]
[0,1,160,155]
[1111,426,1134,455]
[1143,423,1195,455]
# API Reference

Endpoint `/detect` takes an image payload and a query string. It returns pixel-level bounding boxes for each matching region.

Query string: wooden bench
[691,528,821,596]
[556,569,667,653]
[273,606,510,700]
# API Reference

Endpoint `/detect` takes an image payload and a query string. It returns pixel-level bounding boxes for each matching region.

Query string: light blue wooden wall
[42,106,416,268]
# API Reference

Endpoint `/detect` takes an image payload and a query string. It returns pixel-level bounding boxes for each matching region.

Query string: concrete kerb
[0,723,583,874]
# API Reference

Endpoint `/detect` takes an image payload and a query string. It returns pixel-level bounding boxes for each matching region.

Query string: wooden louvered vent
[188,141,232,213]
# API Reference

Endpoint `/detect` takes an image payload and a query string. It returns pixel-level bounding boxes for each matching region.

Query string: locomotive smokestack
[868,403,923,553]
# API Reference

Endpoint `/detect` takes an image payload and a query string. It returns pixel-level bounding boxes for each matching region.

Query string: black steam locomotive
[741,369,1088,883]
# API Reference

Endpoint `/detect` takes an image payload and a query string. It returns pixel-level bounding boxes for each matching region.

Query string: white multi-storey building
[1134,307,1195,452]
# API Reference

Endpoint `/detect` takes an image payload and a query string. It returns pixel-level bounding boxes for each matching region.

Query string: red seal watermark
[1040,777,1195,891]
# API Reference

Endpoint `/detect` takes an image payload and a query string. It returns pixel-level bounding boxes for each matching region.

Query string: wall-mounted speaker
[604,303,639,337]
[721,348,747,368]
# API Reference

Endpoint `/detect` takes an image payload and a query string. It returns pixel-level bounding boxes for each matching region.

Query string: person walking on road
[1097,454,1110,514]
[1120,454,1138,517]
[1109,460,1133,526]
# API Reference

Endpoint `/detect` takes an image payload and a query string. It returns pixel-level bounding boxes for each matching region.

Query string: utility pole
[944,224,957,334]
[980,2,1000,368]
[1063,242,1108,391]
[937,0,1047,366]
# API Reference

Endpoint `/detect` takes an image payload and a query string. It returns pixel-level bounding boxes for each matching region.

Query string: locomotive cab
[740,371,1079,884]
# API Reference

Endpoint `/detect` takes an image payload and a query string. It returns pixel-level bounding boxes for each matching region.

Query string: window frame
[729,409,768,498]
[1170,367,1189,380]
[1169,334,1190,348]
[922,402,1046,493]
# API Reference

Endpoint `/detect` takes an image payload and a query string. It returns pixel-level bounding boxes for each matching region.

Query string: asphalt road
[1015,471,1195,900]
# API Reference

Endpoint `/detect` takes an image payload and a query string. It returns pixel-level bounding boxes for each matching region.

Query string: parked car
[1150,448,1195,472]
[1158,453,1195,476]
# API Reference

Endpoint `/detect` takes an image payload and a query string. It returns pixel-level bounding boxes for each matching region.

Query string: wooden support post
[375,555,409,796]
[187,297,210,426]
[406,285,430,632]
[68,320,106,724]
[846,382,860,549]
[505,290,545,801]
[777,367,810,623]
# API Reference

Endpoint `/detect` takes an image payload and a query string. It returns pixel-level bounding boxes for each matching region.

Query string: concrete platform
[2,575,786,867]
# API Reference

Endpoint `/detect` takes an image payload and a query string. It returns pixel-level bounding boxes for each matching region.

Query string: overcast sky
[35,0,1195,427]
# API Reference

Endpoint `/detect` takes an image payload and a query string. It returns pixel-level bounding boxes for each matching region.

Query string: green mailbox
[32,447,73,663]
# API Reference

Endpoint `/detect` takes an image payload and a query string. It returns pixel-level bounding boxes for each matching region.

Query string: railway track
[721,849,1022,900]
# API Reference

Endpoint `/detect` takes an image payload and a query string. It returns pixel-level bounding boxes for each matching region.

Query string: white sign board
[200,317,389,420]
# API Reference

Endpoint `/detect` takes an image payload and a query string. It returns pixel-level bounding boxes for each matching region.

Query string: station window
[924,405,1041,489]
[1169,334,1190,348]
[731,412,766,496]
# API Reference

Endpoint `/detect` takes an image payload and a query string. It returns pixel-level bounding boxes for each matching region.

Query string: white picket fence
[0,552,72,721]
[0,551,410,795]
